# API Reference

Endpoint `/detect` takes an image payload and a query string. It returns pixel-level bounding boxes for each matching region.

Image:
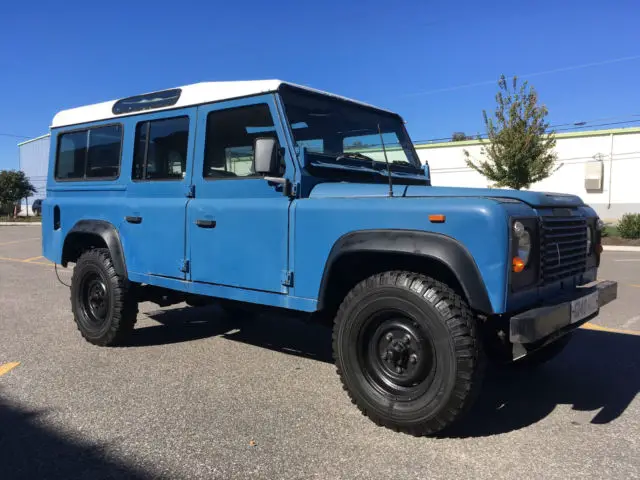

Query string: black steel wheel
[333,271,485,436]
[71,248,137,346]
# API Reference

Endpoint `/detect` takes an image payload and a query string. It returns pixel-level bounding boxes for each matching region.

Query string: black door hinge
[180,260,190,273]
[185,185,195,198]
[281,270,294,287]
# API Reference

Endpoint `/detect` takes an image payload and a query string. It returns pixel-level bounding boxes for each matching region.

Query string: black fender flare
[63,220,127,277]
[317,229,494,314]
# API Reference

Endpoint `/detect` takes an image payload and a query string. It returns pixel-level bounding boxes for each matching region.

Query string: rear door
[122,108,197,279]
[187,95,293,293]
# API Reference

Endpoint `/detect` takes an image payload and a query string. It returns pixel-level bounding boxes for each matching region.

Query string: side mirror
[254,137,280,176]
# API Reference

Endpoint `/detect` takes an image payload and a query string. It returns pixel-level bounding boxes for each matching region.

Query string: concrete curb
[603,245,640,252]
[0,222,42,226]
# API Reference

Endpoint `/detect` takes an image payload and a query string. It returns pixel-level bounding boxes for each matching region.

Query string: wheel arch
[62,220,127,277]
[317,229,493,315]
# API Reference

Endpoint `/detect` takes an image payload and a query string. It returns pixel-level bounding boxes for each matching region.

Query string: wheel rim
[79,271,110,329]
[358,311,436,399]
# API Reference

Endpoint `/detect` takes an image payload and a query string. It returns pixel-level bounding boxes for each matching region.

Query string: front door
[122,108,197,279]
[187,95,293,293]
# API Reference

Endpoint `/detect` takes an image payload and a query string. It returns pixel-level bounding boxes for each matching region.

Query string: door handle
[125,216,142,224]
[195,219,216,228]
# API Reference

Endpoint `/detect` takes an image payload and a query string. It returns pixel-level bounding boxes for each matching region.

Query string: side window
[204,104,283,179]
[86,125,122,178]
[132,116,189,181]
[55,125,121,180]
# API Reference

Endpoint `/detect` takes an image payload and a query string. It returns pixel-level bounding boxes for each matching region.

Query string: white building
[417,127,640,222]
[17,126,640,222]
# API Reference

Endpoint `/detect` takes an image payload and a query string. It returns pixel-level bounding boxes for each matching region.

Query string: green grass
[0,215,42,223]
[603,226,619,237]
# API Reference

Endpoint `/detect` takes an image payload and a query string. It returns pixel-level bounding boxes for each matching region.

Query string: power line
[0,132,34,139]
[413,114,640,144]
[401,54,640,97]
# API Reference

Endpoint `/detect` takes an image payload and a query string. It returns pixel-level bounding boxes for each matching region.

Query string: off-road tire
[71,248,138,346]
[333,271,485,436]
[511,333,572,370]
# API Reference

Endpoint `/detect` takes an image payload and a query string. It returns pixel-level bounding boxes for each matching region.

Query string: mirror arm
[264,177,293,197]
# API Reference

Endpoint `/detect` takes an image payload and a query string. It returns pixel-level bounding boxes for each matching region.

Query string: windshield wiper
[336,152,376,163]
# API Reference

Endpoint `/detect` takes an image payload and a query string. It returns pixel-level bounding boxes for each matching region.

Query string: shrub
[616,213,640,239]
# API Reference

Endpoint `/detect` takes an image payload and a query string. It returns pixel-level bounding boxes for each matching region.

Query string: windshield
[279,87,420,169]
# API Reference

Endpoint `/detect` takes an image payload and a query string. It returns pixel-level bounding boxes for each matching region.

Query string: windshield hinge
[180,259,190,274]
[185,185,195,198]
[281,270,294,287]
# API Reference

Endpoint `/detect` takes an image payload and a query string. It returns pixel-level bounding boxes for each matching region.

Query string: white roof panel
[51,80,394,129]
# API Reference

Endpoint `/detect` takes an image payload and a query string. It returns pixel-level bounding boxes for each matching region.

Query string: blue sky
[2,0,640,170]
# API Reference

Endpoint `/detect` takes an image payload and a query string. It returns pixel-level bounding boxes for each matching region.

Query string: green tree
[451,132,471,142]
[0,170,36,217]
[464,75,557,190]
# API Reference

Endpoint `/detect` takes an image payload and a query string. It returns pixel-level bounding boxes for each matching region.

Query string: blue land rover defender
[42,80,617,436]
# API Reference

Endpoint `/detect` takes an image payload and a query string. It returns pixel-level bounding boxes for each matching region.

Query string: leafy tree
[451,132,471,142]
[0,170,36,217]
[464,75,557,190]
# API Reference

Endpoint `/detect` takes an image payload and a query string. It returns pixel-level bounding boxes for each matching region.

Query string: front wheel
[333,271,485,436]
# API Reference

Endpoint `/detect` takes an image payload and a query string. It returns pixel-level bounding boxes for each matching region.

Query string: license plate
[570,291,599,323]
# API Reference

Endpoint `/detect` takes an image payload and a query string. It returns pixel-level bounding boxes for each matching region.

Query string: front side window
[204,104,283,179]
[280,86,419,169]
[55,125,121,180]
[132,116,189,181]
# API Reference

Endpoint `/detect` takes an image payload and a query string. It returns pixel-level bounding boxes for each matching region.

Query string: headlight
[586,226,592,253]
[513,221,532,266]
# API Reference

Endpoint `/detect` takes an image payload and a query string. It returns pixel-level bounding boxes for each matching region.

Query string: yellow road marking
[0,362,20,377]
[0,256,58,267]
[23,255,44,262]
[581,323,640,336]
[0,238,39,246]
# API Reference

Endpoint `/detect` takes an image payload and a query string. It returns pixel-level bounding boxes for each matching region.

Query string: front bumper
[509,280,617,357]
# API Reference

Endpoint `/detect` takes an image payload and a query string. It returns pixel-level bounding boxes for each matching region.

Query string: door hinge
[180,259,190,273]
[185,184,195,198]
[281,270,294,287]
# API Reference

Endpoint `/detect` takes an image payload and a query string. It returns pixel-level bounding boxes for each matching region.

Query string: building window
[203,104,283,179]
[55,125,122,181]
[132,116,189,181]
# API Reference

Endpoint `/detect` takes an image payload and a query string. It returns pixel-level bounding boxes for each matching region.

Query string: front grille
[540,216,588,284]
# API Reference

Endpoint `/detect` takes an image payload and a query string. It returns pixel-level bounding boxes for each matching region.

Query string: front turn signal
[512,257,525,273]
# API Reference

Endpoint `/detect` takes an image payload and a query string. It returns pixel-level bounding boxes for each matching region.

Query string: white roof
[51,80,394,129]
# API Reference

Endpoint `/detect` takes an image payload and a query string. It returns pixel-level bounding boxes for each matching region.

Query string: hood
[308,183,585,208]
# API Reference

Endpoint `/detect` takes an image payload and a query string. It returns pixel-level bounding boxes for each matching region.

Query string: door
[122,108,197,279]
[187,95,293,293]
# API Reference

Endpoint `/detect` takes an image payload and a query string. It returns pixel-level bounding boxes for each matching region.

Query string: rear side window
[132,116,189,181]
[55,125,122,180]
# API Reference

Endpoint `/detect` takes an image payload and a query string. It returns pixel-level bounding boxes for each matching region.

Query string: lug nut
[385,333,393,342]
[395,366,403,374]
[403,334,412,345]
[409,354,418,364]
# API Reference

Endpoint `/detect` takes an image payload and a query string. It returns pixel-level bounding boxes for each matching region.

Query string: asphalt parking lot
[1,225,639,480]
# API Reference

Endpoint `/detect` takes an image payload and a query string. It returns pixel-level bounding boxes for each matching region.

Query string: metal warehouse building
[18,126,640,222]
[18,134,50,208]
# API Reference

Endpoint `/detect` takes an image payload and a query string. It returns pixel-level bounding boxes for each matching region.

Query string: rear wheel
[333,271,485,436]
[71,248,137,346]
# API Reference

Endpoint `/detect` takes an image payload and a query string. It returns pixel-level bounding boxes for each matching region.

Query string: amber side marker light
[429,214,446,223]
[512,257,525,273]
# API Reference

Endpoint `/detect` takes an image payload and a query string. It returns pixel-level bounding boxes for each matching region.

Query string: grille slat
[540,215,588,284]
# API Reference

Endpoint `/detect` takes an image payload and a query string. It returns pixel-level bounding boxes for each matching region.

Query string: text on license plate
[570,291,599,323]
